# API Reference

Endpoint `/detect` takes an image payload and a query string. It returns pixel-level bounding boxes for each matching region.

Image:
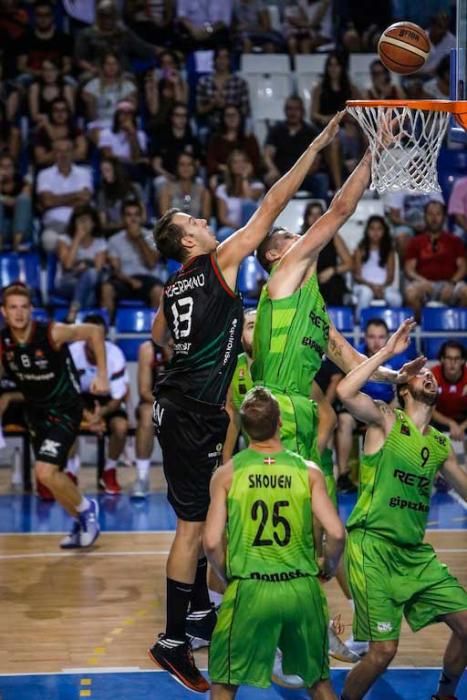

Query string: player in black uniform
[0,284,109,548]
[148,113,345,692]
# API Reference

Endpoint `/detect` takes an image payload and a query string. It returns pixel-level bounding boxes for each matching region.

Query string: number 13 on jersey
[171,297,194,339]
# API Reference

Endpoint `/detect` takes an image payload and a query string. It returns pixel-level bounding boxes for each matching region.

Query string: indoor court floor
[0,466,465,700]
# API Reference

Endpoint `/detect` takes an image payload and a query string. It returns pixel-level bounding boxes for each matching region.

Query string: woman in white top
[215,149,264,240]
[55,205,108,323]
[82,51,137,137]
[99,101,148,182]
[353,215,402,318]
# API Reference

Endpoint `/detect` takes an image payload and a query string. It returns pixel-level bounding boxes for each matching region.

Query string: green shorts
[346,529,467,641]
[209,576,329,689]
[275,393,320,463]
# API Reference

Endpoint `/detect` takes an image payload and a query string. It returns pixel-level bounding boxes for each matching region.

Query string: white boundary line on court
[0,666,445,677]
[448,490,467,510]
[0,528,465,536]
[0,548,465,561]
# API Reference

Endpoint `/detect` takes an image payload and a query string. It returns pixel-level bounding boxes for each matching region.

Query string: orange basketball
[378,22,431,75]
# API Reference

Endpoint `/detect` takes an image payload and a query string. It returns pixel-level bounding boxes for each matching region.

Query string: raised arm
[336,319,416,426]
[440,447,467,500]
[216,112,345,282]
[268,150,371,297]
[152,305,172,346]
[222,384,241,461]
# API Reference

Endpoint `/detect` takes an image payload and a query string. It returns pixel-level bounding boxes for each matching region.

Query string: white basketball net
[347,104,450,194]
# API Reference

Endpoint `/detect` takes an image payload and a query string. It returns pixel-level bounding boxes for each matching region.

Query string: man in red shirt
[404,201,467,318]
[432,340,467,441]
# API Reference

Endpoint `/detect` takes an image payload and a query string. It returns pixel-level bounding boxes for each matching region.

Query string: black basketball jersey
[151,340,166,387]
[156,253,243,406]
[0,321,81,407]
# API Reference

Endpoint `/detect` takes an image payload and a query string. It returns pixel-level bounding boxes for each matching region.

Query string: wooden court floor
[0,528,465,675]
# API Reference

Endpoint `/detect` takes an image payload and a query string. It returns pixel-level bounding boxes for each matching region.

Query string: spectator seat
[238,255,267,307]
[328,306,354,333]
[0,253,42,304]
[360,306,413,331]
[349,53,380,91]
[114,308,153,361]
[421,307,467,359]
[241,54,290,74]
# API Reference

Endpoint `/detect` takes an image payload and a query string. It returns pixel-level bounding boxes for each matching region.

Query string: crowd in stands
[0,0,463,329]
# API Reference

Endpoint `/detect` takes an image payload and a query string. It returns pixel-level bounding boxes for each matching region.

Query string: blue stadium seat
[115,338,142,362]
[328,307,354,333]
[0,253,42,304]
[360,307,413,332]
[238,255,266,305]
[32,308,49,322]
[52,308,111,327]
[421,307,467,331]
[115,308,153,333]
[437,148,467,201]
[46,254,67,307]
[424,337,447,360]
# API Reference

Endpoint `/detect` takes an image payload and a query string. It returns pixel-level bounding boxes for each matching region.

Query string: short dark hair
[240,386,280,441]
[256,227,287,273]
[364,318,389,334]
[122,199,143,216]
[67,204,101,239]
[439,340,466,361]
[396,383,408,408]
[153,208,187,262]
[424,200,446,216]
[83,313,107,333]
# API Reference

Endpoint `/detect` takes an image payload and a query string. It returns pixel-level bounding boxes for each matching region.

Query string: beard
[242,340,252,358]
[408,386,438,407]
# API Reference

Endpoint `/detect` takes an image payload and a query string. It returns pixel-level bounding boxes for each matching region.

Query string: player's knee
[369,640,398,669]
[111,418,128,441]
[35,461,56,484]
[176,518,204,544]
[139,402,153,427]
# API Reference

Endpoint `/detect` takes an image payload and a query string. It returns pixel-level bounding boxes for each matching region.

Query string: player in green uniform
[205,386,345,699]
[336,319,467,700]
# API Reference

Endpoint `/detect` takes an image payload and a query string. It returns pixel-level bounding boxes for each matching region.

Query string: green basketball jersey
[252,272,330,395]
[226,448,318,581]
[347,409,450,546]
[231,353,253,412]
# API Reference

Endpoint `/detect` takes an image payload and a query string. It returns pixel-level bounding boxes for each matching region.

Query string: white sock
[136,459,150,480]
[104,458,118,472]
[209,590,224,607]
[76,497,91,513]
[66,455,81,476]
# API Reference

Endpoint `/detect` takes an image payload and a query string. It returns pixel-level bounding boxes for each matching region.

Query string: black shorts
[82,392,128,429]
[25,402,83,470]
[2,401,26,427]
[154,391,229,522]
[112,275,163,304]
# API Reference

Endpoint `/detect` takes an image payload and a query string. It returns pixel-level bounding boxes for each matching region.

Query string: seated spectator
[336,319,403,493]
[264,96,328,198]
[364,59,405,100]
[131,339,171,498]
[384,189,445,252]
[423,12,456,76]
[74,0,159,82]
[283,0,334,55]
[423,54,451,98]
[339,0,393,52]
[97,156,145,237]
[233,0,283,53]
[144,50,189,130]
[0,1,28,83]
[301,201,352,305]
[16,1,72,85]
[0,103,20,161]
[0,154,33,251]
[206,103,261,185]
[28,59,76,126]
[448,175,467,240]
[151,102,202,186]
[158,152,211,219]
[404,201,467,318]
[431,341,467,442]
[102,200,164,319]
[353,215,402,318]
[82,51,137,135]
[36,138,93,252]
[124,0,174,45]
[311,52,361,190]
[175,0,232,50]
[196,46,250,132]
[33,98,88,169]
[98,101,149,182]
[69,314,130,495]
[55,205,108,323]
[215,149,264,237]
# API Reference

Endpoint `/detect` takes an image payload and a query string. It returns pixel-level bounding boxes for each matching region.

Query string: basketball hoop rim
[346,99,467,115]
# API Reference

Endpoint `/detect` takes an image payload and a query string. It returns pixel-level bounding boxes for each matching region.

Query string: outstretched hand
[395,355,427,385]
[384,318,416,358]
[313,110,345,151]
